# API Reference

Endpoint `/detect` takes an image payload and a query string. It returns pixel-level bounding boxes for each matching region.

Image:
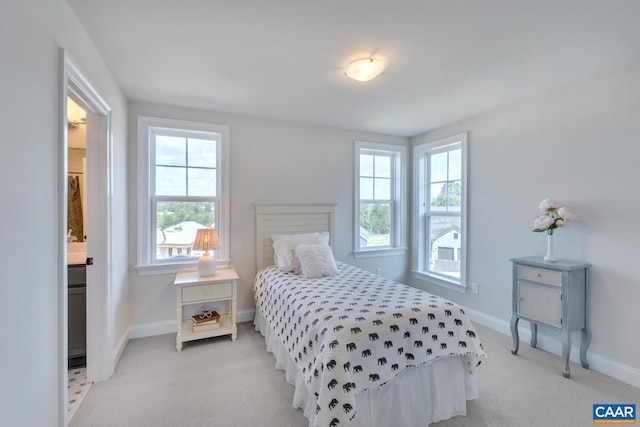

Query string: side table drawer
[517,265,561,286]
[182,282,232,303]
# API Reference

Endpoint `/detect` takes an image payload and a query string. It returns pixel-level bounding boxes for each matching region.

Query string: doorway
[67,96,87,373]
[58,48,113,426]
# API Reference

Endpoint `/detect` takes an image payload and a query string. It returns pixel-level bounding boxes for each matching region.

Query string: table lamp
[192,228,221,276]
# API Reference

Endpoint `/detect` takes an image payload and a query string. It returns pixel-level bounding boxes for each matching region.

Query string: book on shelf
[191,316,220,326]
[191,310,220,325]
[192,321,221,332]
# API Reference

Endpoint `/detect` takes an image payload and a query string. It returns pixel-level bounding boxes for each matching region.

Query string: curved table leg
[530,322,538,348]
[580,327,591,369]
[561,332,571,378]
[510,316,520,355]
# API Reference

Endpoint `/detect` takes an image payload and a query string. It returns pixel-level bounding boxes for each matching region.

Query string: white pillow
[272,232,329,271]
[271,232,320,269]
[295,244,339,279]
[292,249,302,275]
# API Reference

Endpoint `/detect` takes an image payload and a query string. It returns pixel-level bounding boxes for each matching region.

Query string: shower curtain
[68,175,84,242]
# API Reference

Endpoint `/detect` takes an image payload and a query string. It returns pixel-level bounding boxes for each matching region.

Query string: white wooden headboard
[255,203,336,271]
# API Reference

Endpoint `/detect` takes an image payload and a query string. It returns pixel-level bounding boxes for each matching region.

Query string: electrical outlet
[471,282,479,294]
[375,268,382,276]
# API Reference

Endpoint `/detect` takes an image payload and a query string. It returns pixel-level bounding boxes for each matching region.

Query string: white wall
[127,101,409,332]
[410,63,640,384]
[0,1,129,425]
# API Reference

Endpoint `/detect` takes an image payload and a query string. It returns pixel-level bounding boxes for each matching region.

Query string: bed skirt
[254,310,478,427]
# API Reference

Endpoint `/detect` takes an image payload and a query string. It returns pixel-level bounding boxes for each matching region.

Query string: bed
[253,204,486,427]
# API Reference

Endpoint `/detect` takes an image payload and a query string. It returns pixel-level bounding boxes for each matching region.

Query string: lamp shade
[344,58,385,82]
[193,229,220,277]
[193,229,221,252]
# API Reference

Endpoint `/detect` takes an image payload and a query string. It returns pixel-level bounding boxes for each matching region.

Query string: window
[354,141,407,257]
[413,132,467,291]
[136,116,230,275]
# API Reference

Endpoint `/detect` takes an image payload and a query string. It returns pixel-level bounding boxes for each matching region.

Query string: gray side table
[509,256,591,378]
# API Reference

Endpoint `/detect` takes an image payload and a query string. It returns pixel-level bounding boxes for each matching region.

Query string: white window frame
[135,116,230,276]
[354,141,407,258]
[412,132,468,292]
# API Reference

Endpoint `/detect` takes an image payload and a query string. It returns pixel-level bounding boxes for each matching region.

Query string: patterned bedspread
[254,262,486,427]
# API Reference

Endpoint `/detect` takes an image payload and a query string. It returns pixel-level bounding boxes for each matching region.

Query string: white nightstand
[174,268,239,351]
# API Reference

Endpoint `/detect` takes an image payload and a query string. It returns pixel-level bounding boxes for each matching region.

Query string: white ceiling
[67,0,640,137]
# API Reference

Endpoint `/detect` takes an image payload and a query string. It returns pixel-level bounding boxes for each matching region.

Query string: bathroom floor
[68,367,92,421]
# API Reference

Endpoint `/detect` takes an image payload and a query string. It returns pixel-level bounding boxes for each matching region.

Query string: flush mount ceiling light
[344,58,385,82]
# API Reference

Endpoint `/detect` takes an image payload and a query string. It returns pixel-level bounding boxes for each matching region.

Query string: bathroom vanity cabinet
[68,264,86,367]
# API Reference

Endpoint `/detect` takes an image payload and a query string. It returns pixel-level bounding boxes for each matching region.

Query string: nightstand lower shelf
[178,314,237,346]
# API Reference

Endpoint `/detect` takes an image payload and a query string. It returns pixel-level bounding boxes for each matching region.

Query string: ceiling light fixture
[344,58,385,82]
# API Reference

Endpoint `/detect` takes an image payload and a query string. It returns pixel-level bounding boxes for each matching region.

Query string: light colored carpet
[70,322,639,427]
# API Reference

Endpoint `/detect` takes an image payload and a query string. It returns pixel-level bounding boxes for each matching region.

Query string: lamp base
[197,253,217,277]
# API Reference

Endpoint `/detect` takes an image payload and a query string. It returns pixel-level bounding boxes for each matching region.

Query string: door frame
[58,48,113,426]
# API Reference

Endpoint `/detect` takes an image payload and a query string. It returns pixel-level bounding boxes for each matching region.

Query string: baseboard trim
[236,308,256,323]
[129,320,176,339]
[462,306,640,389]
[128,309,257,340]
[113,328,129,369]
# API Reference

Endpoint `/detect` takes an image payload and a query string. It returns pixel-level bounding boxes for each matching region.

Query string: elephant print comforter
[254,262,486,427]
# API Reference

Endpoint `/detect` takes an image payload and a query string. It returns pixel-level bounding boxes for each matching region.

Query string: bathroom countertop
[68,252,86,265]
[68,242,87,265]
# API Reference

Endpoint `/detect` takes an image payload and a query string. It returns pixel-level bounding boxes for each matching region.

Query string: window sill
[411,270,467,294]
[353,247,408,259]
[135,259,231,277]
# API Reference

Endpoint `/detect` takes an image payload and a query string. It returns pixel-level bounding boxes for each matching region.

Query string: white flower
[539,198,561,212]
[534,215,555,230]
[557,206,573,220]
[533,199,572,234]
